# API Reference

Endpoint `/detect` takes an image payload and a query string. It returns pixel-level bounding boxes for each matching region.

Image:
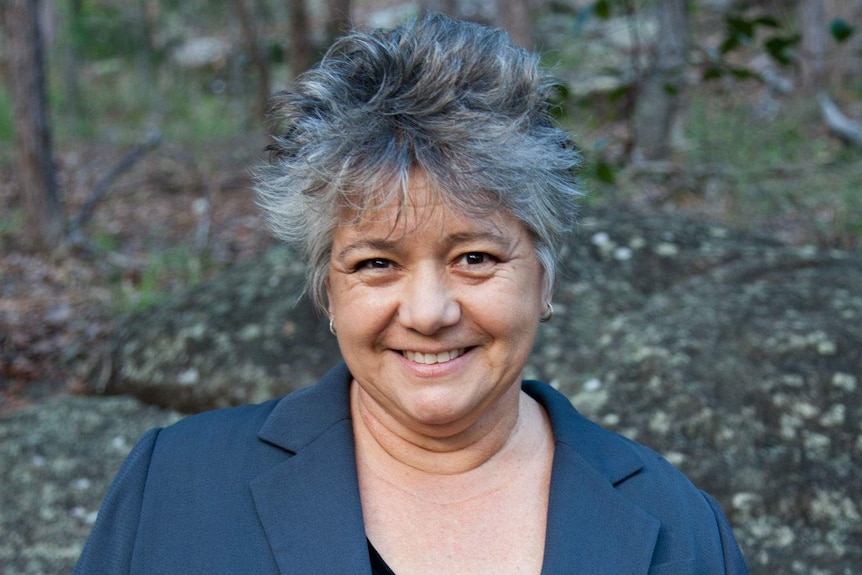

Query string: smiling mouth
[402,349,467,365]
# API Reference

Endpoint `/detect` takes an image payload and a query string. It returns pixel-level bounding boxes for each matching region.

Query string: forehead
[334,172,520,242]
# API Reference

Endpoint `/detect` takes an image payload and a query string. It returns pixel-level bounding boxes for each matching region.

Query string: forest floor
[0,136,275,415]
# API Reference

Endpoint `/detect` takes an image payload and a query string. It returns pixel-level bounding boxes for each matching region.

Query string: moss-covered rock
[0,396,180,575]
[96,246,341,412]
[524,210,862,575]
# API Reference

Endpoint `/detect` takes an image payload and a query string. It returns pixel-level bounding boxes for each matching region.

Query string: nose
[398,265,460,335]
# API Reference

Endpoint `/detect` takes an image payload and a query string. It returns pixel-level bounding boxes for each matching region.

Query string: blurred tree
[288,0,312,76]
[798,0,861,90]
[799,0,829,89]
[495,0,533,48]
[60,0,84,117]
[631,0,690,162]
[4,0,65,250]
[325,0,353,44]
[234,0,272,119]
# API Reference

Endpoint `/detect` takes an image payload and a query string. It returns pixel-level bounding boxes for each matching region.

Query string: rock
[0,395,180,575]
[96,246,342,412]
[90,207,860,574]
[526,210,862,574]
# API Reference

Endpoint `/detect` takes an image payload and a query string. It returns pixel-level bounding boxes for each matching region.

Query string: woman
[74,14,749,575]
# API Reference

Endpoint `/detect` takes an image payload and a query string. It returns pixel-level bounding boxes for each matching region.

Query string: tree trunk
[798,0,829,90]
[288,0,313,77]
[325,0,352,44]
[494,0,533,48]
[60,0,84,117]
[5,0,64,251]
[234,0,272,120]
[824,0,862,88]
[631,0,690,162]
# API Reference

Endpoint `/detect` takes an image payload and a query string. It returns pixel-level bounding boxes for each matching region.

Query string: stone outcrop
[529,211,862,574]
[94,246,341,412]
[3,207,859,574]
[0,396,180,575]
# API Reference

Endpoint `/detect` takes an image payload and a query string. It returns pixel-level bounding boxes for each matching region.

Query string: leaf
[593,0,611,20]
[720,35,740,55]
[595,159,616,185]
[726,15,755,42]
[831,19,856,44]
[729,67,757,80]
[752,16,780,28]
[765,34,800,66]
[703,67,724,81]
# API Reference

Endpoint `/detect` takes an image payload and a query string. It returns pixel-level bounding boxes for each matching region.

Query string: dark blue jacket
[74,364,749,574]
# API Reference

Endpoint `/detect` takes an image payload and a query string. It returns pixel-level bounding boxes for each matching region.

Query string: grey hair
[255,13,583,312]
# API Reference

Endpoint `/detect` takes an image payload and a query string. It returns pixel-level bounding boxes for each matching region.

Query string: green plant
[0,88,14,143]
[683,87,862,250]
[112,245,210,313]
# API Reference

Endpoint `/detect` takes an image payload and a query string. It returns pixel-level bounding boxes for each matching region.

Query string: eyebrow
[335,229,514,262]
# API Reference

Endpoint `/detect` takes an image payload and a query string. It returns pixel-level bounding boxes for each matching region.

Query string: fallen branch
[818,93,862,149]
[69,130,162,240]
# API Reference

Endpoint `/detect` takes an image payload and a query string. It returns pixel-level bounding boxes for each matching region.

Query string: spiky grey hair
[255,13,583,312]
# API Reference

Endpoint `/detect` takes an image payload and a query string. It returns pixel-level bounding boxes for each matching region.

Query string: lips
[402,348,466,365]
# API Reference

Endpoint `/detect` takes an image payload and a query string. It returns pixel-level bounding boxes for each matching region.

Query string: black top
[368,539,397,575]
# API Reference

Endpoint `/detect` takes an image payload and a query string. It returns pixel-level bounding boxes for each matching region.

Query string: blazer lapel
[525,381,660,574]
[248,370,659,574]
[250,365,372,575]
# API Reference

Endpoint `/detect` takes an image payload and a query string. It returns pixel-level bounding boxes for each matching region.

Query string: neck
[350,379,536,477]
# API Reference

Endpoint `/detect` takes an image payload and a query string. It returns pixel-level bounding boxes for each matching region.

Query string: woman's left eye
[457,252,495,266]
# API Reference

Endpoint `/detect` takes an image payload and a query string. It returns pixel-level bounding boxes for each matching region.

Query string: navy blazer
[74,364,749,574]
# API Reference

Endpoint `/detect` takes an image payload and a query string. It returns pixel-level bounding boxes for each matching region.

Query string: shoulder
[524,380,749,573]
[153,362,354,461]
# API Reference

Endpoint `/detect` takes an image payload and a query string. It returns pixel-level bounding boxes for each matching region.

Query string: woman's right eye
[355,258,392,271]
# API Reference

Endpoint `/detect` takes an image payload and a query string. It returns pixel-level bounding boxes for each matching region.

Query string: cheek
[329,281,395,338]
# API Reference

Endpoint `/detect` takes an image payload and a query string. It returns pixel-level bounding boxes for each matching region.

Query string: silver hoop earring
[329,318,337,336]
[539,303,553,323]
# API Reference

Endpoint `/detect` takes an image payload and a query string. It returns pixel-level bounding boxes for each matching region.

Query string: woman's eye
[458,252,495,266]
[356,258,392,270]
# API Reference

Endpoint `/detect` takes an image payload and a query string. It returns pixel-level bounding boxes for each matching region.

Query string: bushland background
[1,1,861,574]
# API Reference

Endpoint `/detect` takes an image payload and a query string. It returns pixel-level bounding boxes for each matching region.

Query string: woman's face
[327,172,546,436]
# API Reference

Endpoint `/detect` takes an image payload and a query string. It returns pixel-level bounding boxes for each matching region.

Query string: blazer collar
[251,366,659,574]
[524,381,660,573]
[251,364,372,574]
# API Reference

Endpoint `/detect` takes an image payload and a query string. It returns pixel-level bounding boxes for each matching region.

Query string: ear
[324,276,333,317]
[540,268,553,310]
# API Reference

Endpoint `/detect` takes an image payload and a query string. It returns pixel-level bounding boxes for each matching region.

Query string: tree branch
[70,130,162,241]
[818,93,862,149]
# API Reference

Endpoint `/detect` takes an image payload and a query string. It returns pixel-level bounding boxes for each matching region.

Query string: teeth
[403,349,465,365]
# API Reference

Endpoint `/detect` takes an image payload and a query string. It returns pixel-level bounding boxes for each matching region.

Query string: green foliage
[718,12,798,67]
[112,246,209,313]
[73,3,147,60]
[592,0,613,20]
[830,19,856,44]
[684,90,862,251]
[762,34,800,66]
[0,89,14,143]
[0,208,23,236]
[720,14,780,53]
[700,11,800,83]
